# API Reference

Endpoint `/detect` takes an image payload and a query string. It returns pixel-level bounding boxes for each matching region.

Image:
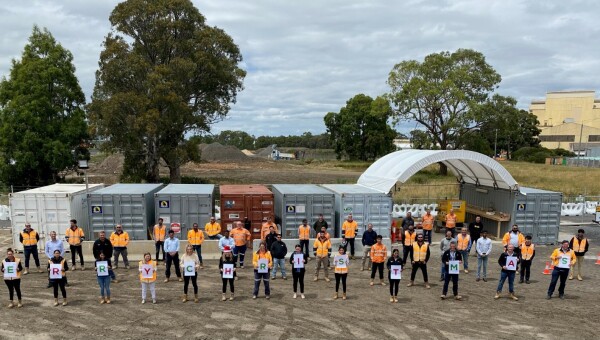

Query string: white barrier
[0,205,9,221]
[392,204,408,218]
[585,201,598,215]
[393,203,439,219]
[561,203,584,216]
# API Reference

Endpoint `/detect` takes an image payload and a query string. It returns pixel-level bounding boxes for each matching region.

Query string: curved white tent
[357,150,519,193]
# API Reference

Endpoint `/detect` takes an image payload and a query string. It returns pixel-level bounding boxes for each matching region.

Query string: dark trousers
[389,279,400,296]
[371,262,384,280]
[300,240,310,258]
[69,245,84,266]
[192,245,203,264]
[233,245,247,267]
[520,260,532,281]
[165,253,181,278]
[423,230,432,244]
[222,278,234,293]
[23,246,40,268]
[346,238,355,256]
[155,241,165,261]
[4,279,21,300]
[253,271,270,296]
[410,262,428,282]
[52,278,67,298]
[548,268,569,296]
[184,274,198,294]
[402,246,411,265]
[443,273,459,296]
[335,273,347,293]
[292,269,305,293]
[471,236,480,251]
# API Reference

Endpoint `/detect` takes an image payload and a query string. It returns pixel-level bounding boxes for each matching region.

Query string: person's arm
[124,232,130,247]
[36,232,40,241]
[268,253,273,269]
[19,233,23,243]
[175,239,180,253]
[530,248,536,261]
[410,246,415,263]
[571,252,577,265]
[425,247,430,263]
[439,240,444,251]
[252,253,258,269]
[45,243,51,259]
[63,261,69,272]
[79,228,85,241]
[585,239,589,253]
[457,251,463,262]
[467,238,472,252]
[327,243,332,257]
[313,241,317,257]
[17,261,23,272]
[341,223,346,238]
[498,253,505,267]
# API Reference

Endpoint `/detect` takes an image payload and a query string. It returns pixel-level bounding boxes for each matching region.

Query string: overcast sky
[1,0,599,137]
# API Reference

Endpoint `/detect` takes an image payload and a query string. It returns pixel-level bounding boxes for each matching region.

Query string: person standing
[180,244,200,303]
[341,214,358,259]
[390,219,401,245]
[546,240,577,300]
[252,242,273,299]
[298,219,311,261]
[270,234,287,280]
[408,234,431,289]
[313,233,331,282]
[312,214,328,235]
[445,209,457,237]
[361,223,378,271]
[230,221,251,268]
[387,249,403,303]
[92,231,116,283]
[421,209,434,244]
[204,216,222,240]
[569,229,589,281]
[187,223,205,269]
[468,216,484,253]
[48,249,68,306]
[110,225,130,269]
[456,228,471,274]
[319,226,331,241]
[495,244,519,301]
[289,244,306,299]
[219,246,236,301]
[441,241,462,300]
[218,230,235,253]
[402,225,416,266]
[153,218,167,262]
[519,235,535,284]
[439,231,456,281]
[265,226,278,251]
[163,230,182,283]
[370,235,387,286]
[401,212,414,231]
[476,230,492,282]
[94,252,112,304]
[2,248,23,308]
[19,223,42,274]
[65,219,85,271]
[502,224,525,257]
[44,231,65,288]
[139,252,157,304]
[333,245,350,300]
[260,217,278,241]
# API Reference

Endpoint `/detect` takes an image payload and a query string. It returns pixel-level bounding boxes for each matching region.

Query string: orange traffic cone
[542,262,551,275]
[595,252,600,265]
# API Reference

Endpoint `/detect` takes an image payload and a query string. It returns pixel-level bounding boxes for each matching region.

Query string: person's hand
[502,266,507,270]
[412,261,415,264]
[445,262,449,265]
[220,269,223,272]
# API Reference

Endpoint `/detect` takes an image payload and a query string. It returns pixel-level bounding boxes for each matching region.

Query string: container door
[342,195,365,238]
[185,195,213,236]
[513,195,537,241]
[221,194,245,231]
[366,195,392,238]
[282,195,307,239]
[10,195,41,252]
[535,194,561,244]
[117,195,145,240]
[89,195,117,238]
[310,195,335,238]
[41,194,70,250]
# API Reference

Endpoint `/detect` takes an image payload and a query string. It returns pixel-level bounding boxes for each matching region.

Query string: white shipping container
[10,184,105,252]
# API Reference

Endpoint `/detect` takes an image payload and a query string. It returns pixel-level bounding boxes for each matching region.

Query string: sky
[1,0,600,137]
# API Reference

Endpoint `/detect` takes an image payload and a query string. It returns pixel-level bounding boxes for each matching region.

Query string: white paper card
[141,264,154,279]
[293,254,304,268]
[334,255,347,268]
[505,256,518,271]
[448,260,460,274]
[557,255,571,269]
[390,265,401,280]
[3,262,17,279]
[257,258,269,273]
[183,261,196,276]
[49,263,62,279]
[222,263,234,279]
[96,261,109,277]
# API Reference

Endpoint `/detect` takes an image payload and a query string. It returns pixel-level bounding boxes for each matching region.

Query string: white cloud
[1,0,599,137]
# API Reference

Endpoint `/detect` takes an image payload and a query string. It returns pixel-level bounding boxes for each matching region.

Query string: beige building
[530,91,600,153]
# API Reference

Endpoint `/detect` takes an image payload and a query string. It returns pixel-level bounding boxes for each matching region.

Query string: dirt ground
[0,229,599,340]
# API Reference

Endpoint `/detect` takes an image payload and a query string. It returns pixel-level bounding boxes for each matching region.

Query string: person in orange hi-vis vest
[20,223,41,274]
[408,233,431,289]
[502,224,525,258]
[421,209,435,244]
[230,221,251,268]
[445,209,457,238]
[260,217,278,241]
[110,225,130,269]
[187,223,205,269]
[569,229,589,281]
[402,225,416,266]
[153,218,167,262]
[65,219,85,271]
[519,235,535,284]
[390,219,401,244]
[342,214,358,259]
[456,228,472,274]
[546,240,577,300]
[370,235,387,286]
[298,219,312,261]
[333,245,350,300]
[204,216,222,240]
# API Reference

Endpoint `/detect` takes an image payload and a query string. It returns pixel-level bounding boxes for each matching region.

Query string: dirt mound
[255,146,273,158]
[96,154,124,174]
[199,142,249,162]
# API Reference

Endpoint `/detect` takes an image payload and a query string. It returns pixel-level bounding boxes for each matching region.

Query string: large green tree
[387,49,501,173]
[88,0,245,183]
[324,94,396,161]
[0,26,88,186]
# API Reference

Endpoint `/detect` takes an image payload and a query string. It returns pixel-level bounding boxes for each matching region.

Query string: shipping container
[272,184,335,238]
[155,184,215,237]
[321,184,393,238]
[10,184,105,252]
[88,183,164,240]
[220,185,274,240]
[459,183,561,244]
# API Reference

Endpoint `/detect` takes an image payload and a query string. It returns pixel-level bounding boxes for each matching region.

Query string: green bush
[512,146,574,163]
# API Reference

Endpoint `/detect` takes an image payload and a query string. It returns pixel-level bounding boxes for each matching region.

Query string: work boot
[325,277,330,282]
[164,278,169,283]
[380,279,386,286]
[182,294,188,303]
[407,281,414,287]
[178,277,183,282]
[23,268,29,275]
[125,265,130,270]
[519,279,524,284]
[313,276,318,282]
[568,274,573,280]
[464,269,469,274]
[559,294,565,300]
[577,275,583,281]
[440,295,446,300]
[361,267,365,271]
[194,294,199,303]
[106,297,111,304]
[222,294,227,301]
[494,291,501,299]
[17,300,22,308]
[393,296,398,303]
[510,293,519,301]
[62,298,68,306]
[455,295,462,301]
[342,293,347,300]
[370,280,374,286]
[8,301,14,308]
[333,292,338,300]
[293,293,297,299]
[37,266,43,273]
[229,293,234,301]
[425,283,431,289]
[81,266,85,271]
[390,297,394,303]
[100,297,105,304]
[54,299,59,307]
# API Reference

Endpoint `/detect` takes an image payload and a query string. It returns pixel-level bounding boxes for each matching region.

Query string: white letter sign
[448,260,460,274]
[96,261,109,277]
[49,263,62,279]
[257,258,269,273]
[293,254,304,269]
[390,265,401,280]
[222,263,234,279]
[505,256,518,271]
[184,261,196,276]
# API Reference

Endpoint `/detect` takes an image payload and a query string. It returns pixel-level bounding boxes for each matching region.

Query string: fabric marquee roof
[357,149,519,193]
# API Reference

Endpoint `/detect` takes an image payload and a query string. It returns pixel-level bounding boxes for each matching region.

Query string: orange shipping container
[220,185,274,241]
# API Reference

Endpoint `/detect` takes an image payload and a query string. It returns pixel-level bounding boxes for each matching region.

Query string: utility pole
[494,128,498,158]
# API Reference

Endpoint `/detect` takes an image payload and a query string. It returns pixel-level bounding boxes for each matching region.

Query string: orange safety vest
[187,229,205,245]
[572,238,587,253]
[370,243,387,263]
[298,225,311,240]
[139,260,157,283]
[403,231,416,247]
[110,231,129,247]
[457,234,471,251]
[313,239,331,257]
[445,214,456,229]
[342,220,358,238]
[21,230,38,246]
[521,243,535,260]
[204,222,222,237]
[412,243,428,262]
[422,214,434,231]
[65,227,84,246]
[153,225,166,242]
[252,251,273,269]
[231,228,251,246]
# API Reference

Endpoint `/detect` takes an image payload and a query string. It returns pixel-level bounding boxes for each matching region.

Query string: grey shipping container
[88,183,164,240]
[155,184,215,237]
[272,184,335,238]
[321,184,393,238]
[459,183,561,244]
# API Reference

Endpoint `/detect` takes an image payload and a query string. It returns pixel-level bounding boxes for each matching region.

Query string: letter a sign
[505,256,517,271]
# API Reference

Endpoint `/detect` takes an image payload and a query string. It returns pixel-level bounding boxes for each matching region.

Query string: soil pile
[199,142,249,162]
[255,145,273,158]
[96,154,124,174]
